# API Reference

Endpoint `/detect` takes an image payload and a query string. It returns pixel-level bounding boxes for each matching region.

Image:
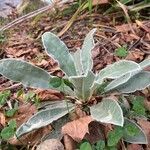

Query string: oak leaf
[62,116,93,142]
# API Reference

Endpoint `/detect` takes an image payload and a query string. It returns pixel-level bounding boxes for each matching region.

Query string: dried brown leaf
[127,144,143,150]
[9,125,52,145]
[126,50,144,61]
[6,47,31,57]
[136,20,150,33]
[36,139,64,150]
[84,121,105,144]
[116,23,137,33]
[62,116,93,142]
[13,103,37,127]
[138,119,150,145]
[144,100,150,111]
[35,59,49,68]
[0,112,6,127]
[35,89,64,101]
[92,0,108,6]
[64,135,77,150]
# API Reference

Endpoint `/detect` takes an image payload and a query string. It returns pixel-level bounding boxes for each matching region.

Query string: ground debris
[62,116,93,142]
[36,139,64,150]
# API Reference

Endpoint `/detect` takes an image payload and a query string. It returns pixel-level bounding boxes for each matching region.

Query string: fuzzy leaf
[90,98,124,126]
[1,127,15,140]
[49,77,75,95]
[139,59,150,69]
[95,140,105,150]
[80,140,92,150]
[42,32,76,76]
[49,77,62,88]
[107,126,123,147]
[43,114,70,140]
[131,96,146,116]
[115,46,128,58]
[8,120,17,129]
[81,29,96,74]
[117,71,150,93]
[105,73,131,92]
[96,60,141,84]
[71,49,83,75]
[16,100,75,137]
[70,71,95,101]
[0,59,51,89]
[123,119,148,144]
[0,90,10,106]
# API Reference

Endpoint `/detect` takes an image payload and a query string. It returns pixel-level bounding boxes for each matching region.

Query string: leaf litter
[0,1,150,149]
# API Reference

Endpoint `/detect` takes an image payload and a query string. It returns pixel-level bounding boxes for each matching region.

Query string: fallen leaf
[115,23,137,33]
[34,57,57,71]
[142,89,150,96]
[127,144,143,150]
[36,59,49,68]
[84,121,105,144]
[36,139,64,150]
[126,50,144,61]
[92,45,117,72]
[92,0,108,6]
[12,103,37,127]
[35,89,64,101]
[69,106,86,121]
[9,125,52,145]
[144,97,150,111]
[128,33,140,40]
[62,116,93,142]
[137,119,150,145]
[75,106,86,118]
[64,135,77,150]
[0,112,6,127]
[136,20,150,33]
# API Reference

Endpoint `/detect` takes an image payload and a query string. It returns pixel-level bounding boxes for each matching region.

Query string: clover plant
[0,29,149,144]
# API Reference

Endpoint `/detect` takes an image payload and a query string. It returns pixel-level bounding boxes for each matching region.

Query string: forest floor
[0,1,150,149]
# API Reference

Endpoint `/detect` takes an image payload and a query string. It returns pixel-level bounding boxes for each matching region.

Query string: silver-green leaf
[139,58,150,69]
[42,32,77,76]
[69,71,95,101]
[123,119,148,144]
[96,60,141,85]
[16,100,75,137]
[81,29,96,74]
[105,73,131,92]
[117,71,150,93]
[0,59,51,89]
[90,98,124,126]
[71,48,83,75]
[43,115,69,140]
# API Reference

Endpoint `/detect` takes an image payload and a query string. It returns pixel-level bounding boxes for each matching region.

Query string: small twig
[140,49,150,55]
[128,38,141,51]
[57,2,86,37]
[31,141,39,150]
[128,37,150,54]
[141,39,150,48]
[95,33,121,48]
[94,41,112,54]
[135,20,150,33]
[116,0,135,34]
[93,24,116,33]
[0,83,22,91]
